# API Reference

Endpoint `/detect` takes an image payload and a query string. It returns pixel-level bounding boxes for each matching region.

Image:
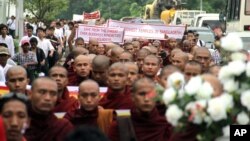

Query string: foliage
[24,0,69,24]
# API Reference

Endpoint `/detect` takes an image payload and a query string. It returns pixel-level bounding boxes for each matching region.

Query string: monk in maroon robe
[108,78,172,141]
[99,62,134,110]
[49,66,79,113]
[68,55,91,86]
[64,80,113,135]
[24,77,73,141]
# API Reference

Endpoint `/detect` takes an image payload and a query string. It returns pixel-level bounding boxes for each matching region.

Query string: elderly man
[108,78,172,141]
[49,65,79,113]
[184,61,202,82]
[0,92,30,141]
[171,51,189,72]
[25,77,73,141]
[142,55,161,80]
[193,47,212,72]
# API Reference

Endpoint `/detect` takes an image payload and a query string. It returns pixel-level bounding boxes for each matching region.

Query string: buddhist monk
[110,46,124,64]
[124,42,135,56]
[119,51,134,63]
[99,62,133,109]
[5,66,29,95]
[88,38,99,54]
[68,55,92,86]
[136,48,151,75]
[0,92,29,141]
[184,61,202,82]
[131,40,140,55]
[108,78,172,141]
[142,55,161,80]
[49,66,79,113]
[25,77,73,141]
[91,55,110,87]
[64,79,113,135]
[124,62,139,88]
[193,47,212,73]
[171,51,188,71]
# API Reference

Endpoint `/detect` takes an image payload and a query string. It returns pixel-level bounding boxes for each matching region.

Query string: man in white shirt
[0,24,15,57]
[6,15,16,39]
[19,25,38,53]
[36,27,54,75]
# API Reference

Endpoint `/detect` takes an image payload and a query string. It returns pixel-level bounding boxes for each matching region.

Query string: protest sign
[76,24,124,43]
[83,10,101,20]
[108,20,185,39]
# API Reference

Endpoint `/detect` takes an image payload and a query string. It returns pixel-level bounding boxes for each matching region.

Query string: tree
[24,0,69,24]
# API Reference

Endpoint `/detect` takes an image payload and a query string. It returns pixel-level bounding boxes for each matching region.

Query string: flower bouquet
[163,72,233,141]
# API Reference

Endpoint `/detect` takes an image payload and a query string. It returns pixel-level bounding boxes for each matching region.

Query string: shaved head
[72,47,89,59]
[79,79,100,93]
[92,55,110,69]
[74,55,91,64]
[108,62,128,74]
[6,66,27,80]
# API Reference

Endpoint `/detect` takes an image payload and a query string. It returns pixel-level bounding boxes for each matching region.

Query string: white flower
[221,33,243,52]
[241,90,250,111]
[185,76,203,95]
[218,66,233,82]
[162,88,176,105]
[178,89,185,98]
[223,79,239,93]
[166,104,183,126]
[236,111,250,125]
[231,52,247,61]
[196,82,213,100]
[227,60,246,76]
[246,62,250,77]
[222,125,230,137]
[204,115,212,125]
[220,93,234,109]
[167,72,185,89]
[207,97,227,121]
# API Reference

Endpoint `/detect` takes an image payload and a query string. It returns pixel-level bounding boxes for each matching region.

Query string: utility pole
[16,0,24,38]
[200,0,203,11]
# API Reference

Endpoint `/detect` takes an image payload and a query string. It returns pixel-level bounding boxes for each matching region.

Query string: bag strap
[116,110,137,141]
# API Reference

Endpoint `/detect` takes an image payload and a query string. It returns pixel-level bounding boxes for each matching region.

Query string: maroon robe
[53,88,79,113]
[25,108,74,141]
[68,74,88,86]
[64,108,98,127]
[99,87,133,110]
[108,107,172,141]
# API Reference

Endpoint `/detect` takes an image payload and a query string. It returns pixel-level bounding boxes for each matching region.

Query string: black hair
[0,92,29,116]
[36,27,45,33]
[64,126,110,141]
[0,24,8,31]
[27,25,34,31]
[29,37,38,44]
[0,43,8,48]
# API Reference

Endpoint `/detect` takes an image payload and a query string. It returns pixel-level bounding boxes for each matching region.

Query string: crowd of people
[0,17,247,141]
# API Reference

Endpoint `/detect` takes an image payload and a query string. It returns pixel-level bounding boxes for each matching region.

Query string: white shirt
[7,19,16,30]
[54,28,64,39]
[19,35,38,46]
[37,38,54,57]
[0,66,5,82]
[0,35,15,57]
[65,29,72,46]
[3,64,13,75]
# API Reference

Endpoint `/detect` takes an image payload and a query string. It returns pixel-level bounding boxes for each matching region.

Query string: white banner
[76,24,125,43]
[108,20,185,39]
[73,14,83,21]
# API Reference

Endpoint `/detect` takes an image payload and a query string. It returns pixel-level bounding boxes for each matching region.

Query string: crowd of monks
[0,22,233,141]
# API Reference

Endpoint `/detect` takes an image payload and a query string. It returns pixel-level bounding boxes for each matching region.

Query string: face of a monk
[96,44,105,55]
[30,80,58,114]
[125,44,135,55]
[74,57,91,78]
[92,66,107,85]
[132,82,156,113]
[125,64,139,86]
[194,50,211,71]
[172,54,186,71]
[49,67,68,91]
[107,67,127,91]
[142,57,160,78]
[2,100,29,141]
[6,70,29,94]
[158,70,177,88]
[132,41,140,53]
[89,40,98,54]
[78,83,100,111]
[168,38,177,49]
[184,64,202,82]
[119,53,133,63]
